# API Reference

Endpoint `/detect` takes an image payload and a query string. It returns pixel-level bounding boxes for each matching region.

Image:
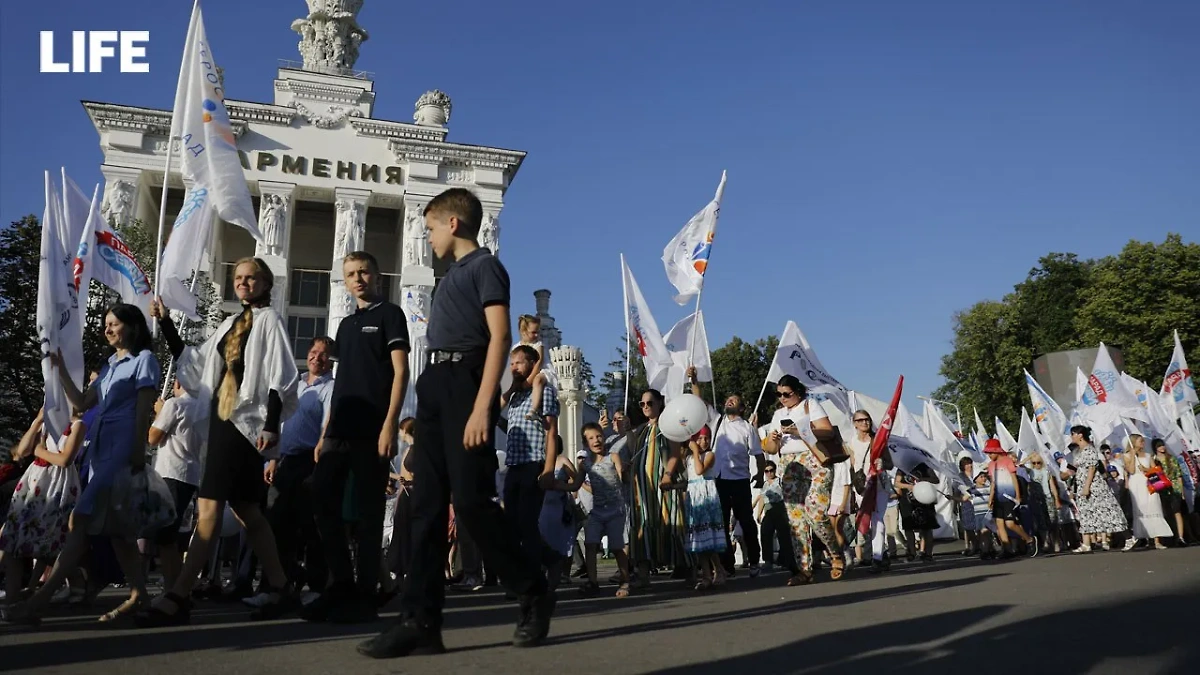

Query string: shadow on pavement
[644,583,1200,675]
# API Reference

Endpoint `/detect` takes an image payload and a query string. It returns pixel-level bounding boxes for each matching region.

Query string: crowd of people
[1,187,1197,663]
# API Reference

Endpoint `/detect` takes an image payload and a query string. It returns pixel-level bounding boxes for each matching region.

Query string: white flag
[1016,409,1042,461]
[158,187,215,319]
[170,0,260,241]
[924,399,971,463]
[765,320,850,416]
[1161,330,1198,418]
[662,172,725,305]
[1089,343,1147,422]
[621,254,673,395]
[994,417,1018,453]
[1025,369,1068,438]
[663,310,712,382]
[72,184,155,321]
[891,403,965,487]
[36,173,80,441]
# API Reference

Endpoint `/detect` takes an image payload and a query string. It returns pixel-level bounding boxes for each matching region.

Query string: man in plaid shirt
[500,344,561,570]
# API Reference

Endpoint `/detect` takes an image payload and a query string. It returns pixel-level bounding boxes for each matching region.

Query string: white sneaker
[300,591,322,607]
[50,585,72,604]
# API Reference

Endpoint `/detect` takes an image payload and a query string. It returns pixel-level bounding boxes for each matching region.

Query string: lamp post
[918,395,963,432]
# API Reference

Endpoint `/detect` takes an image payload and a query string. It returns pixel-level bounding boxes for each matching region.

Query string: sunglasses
[1030,462,1044,467]
[639,401,654,408]
[853,419,870,423]
[776,390,796,399]
[764,468,776,473]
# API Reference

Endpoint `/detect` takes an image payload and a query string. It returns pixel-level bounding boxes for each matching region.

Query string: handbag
[1145,466,1172,494]
[805,400,848,468]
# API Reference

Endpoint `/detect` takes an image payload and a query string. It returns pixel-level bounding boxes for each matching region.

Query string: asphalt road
[3,548,1199,675]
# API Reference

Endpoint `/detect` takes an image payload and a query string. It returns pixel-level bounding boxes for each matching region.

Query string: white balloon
[913,481,938,505]
[221,504,243,538]
[659,394,710,442]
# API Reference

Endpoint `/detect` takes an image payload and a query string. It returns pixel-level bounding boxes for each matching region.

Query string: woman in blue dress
[5,303,158,625]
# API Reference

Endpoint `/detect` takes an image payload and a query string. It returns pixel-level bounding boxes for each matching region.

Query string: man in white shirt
[687,367,763,577]
[149,379,208,589]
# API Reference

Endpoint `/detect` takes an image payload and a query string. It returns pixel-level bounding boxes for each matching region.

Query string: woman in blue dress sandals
[4,303,158,626]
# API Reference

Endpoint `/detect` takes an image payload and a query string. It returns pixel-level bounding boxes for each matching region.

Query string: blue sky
[2,0,1197,408]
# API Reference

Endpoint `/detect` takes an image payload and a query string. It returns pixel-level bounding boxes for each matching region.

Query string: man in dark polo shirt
[308,250,410,624]
[359,188,553,660]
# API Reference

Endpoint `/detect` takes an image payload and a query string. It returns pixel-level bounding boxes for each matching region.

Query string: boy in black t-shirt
[307,251,410,624]
[359,189,553,660]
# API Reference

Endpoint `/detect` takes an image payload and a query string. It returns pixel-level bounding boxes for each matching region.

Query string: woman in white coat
[138,257,299,625]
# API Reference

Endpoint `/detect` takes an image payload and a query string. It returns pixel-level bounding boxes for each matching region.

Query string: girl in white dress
[517,315,558,420]
[1122,434,1173,550]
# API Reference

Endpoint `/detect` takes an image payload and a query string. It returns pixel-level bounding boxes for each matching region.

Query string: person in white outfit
[1122,434,1173,550]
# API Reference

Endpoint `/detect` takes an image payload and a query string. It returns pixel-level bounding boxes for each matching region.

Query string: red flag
[856,375,904,535]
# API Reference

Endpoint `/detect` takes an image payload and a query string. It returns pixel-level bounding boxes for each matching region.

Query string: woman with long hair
[1067,426,1127,553]
[5,304,158,625]
[139,257,299,625]
[629,389,687,589]
[762,376,843,586]
[1122,434,1172,550]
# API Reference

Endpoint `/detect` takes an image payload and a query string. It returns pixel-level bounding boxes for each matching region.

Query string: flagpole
[159,250,204,398]
[620,254,631,416]
[151,145,179,339]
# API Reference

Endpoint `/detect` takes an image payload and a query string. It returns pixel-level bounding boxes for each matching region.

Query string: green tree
[933,300,1032,426]
[710,335,779,421]
[0,216,46,443]
[934,234,1200,425]
[1076,234,1200,387]
[1012,253,1093,355]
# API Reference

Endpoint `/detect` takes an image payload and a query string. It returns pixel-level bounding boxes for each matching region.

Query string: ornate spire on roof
[291,1,369,74]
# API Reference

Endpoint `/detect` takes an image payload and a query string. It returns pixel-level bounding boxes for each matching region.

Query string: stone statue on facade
[257,193,288,257]
[414,90,453,126]
[402,206,430,269]
[334,198,366,259]
[102,180,135,226]
[292,0,368,73]
[479,212,500,256]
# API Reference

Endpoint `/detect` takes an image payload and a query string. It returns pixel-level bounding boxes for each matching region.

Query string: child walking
[683,426,726,590]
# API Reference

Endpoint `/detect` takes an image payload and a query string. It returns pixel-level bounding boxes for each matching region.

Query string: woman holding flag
[138,257,299,625]
[5,304,158,626]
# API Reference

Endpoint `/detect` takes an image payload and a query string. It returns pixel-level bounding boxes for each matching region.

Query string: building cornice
[388,138,526,174]
[273,78,373,107]
[82,100,297,138]
[349,118,448,143]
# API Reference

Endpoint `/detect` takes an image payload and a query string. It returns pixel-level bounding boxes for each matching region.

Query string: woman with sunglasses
[762,375,842,585]
[1026,453,1064,553]
[627,390,687,589]
[848,411,875,566]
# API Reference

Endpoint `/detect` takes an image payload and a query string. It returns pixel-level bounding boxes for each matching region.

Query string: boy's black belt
[429,349,481,364]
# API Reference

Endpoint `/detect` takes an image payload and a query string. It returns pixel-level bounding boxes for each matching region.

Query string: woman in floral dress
[0,409,82,605]
[683,426,726,590]
[762,376,842,586]
[1068,426,1127,553]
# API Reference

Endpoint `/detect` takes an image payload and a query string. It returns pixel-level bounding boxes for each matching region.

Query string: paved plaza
[3,547,1198,674]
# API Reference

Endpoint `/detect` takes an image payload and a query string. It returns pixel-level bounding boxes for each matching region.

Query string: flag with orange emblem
[662,172,726,305]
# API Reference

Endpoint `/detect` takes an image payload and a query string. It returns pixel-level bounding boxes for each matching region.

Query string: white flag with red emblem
[1160,330,1198,418]
[620,254,673,393]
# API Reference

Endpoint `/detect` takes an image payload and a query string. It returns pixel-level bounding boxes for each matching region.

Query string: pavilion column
[254,181,297,318]
[328,187,371,337]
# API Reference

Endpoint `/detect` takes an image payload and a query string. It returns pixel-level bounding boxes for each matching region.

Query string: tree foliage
[0,215,220,445]
[935,235,1200,425]
[0,216,46,443]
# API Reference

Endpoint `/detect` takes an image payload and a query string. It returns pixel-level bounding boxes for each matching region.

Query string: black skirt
[198,414,267,505]
[900,494,938,531]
